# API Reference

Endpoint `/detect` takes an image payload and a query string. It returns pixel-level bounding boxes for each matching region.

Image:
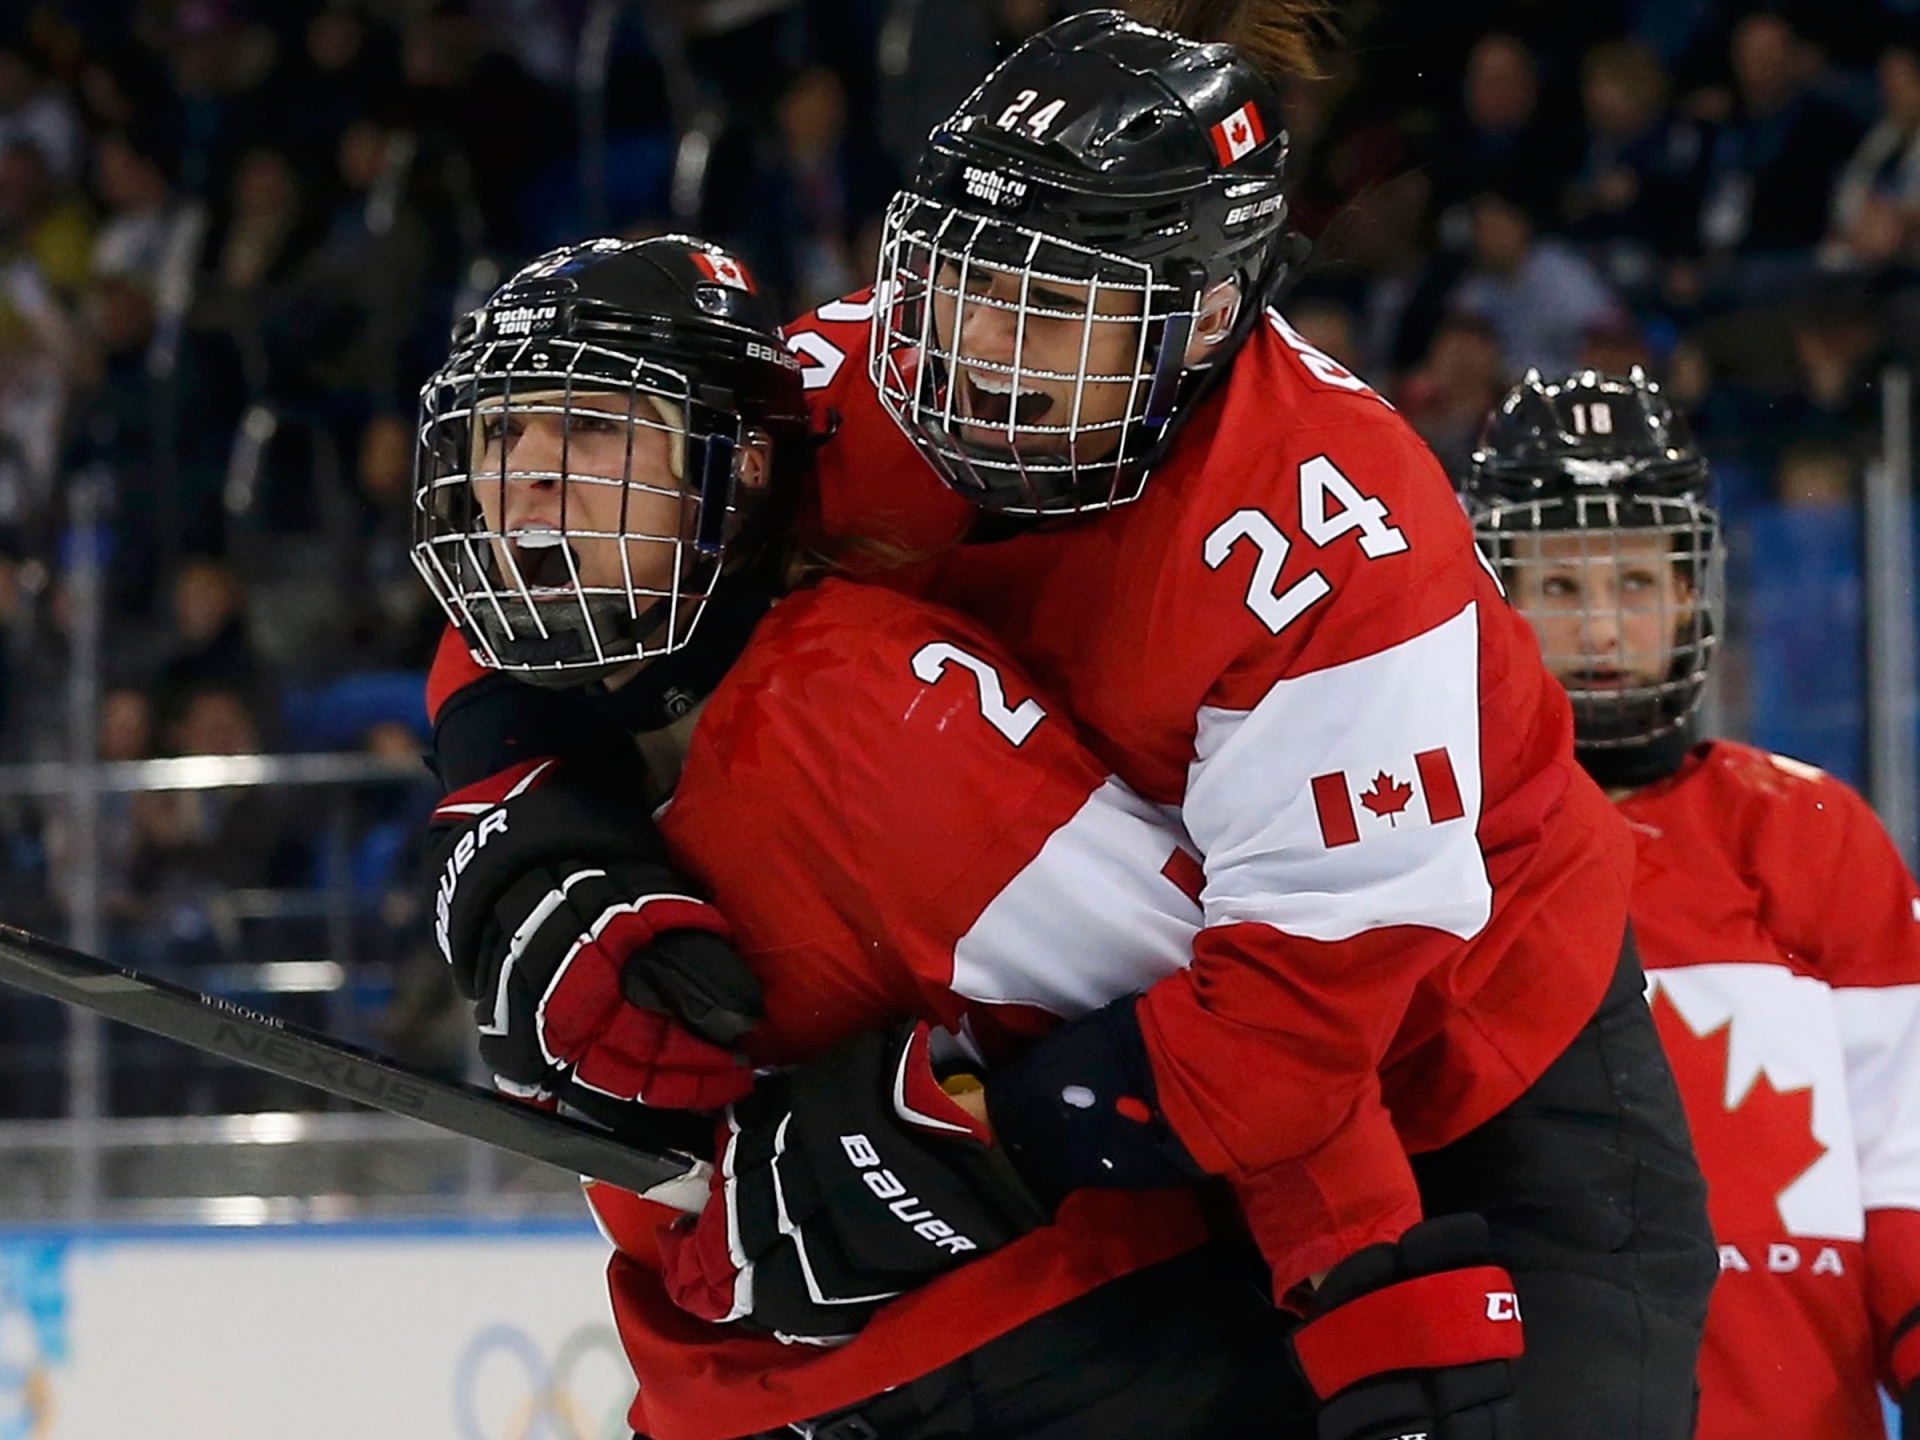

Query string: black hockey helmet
[1461,368,1719,761]
[412,236,807,689]
[872,9,1297,515]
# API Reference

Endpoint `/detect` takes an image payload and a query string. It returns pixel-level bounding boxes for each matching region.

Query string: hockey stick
[0,921,713,1212]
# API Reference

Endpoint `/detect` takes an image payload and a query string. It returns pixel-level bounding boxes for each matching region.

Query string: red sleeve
[1131,321,1627,1289]
[1740,755,1920,991]
[784,292,976,567]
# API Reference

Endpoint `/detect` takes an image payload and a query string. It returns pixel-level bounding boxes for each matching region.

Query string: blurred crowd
[0,0,1912,1116]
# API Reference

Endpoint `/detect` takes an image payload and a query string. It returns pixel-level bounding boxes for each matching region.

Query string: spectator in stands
[1822,37,1920,274]
[1317,167,1469,384]
[1564,40,1708,284]
[341,410,437,672]
[394,9,569,257]
[0,138,89,514]
[1785,285,1884,445]
[60,264,244,615]
[74,43,175,141]
[1394,312,1506,479]
[1448,187,1626,377]
[208,145,315,298]
[1696,14,1864,277]
[266,114,428,413]
[1575,314,1655,376]
[198,143,320,385]
[90,129,200,303]
[277,6,399,177]
[0,139,91,305]
[153,558,264,717]
[1427,33,1572,229]
[1774,440,1857,507]
[744,66,859,313]
[1287,296,1363,375]
[127,684,304,905]
[156,2,278,201]
[0,46,81,184]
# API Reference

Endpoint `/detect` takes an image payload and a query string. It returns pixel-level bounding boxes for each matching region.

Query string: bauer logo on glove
[839,1132,983,1256]
[425,752,763,1126]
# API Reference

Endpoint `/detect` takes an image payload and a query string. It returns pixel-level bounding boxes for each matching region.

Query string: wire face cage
[1474,490,1723,750]
[412,334,754,684]
[872,190,1204,516]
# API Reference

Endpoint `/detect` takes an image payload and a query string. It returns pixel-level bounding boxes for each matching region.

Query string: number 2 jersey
[789,293,1640,1290]
[575,578,1216,1440]
[1622,742,1920,1440]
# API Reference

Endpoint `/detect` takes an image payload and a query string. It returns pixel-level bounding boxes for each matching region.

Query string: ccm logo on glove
[840,1133,981,1255]
[1485,1290,1521,1322]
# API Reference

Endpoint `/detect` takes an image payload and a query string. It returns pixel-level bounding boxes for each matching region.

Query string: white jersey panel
[1832,982,1920,1213]
[1648,963,1865,1240]
[1184,601,1491,943]
[951,777,1202,1017]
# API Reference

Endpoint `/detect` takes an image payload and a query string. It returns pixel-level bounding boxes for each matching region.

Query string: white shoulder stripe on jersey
[1834,981,1920,1212]
[951,777,1201,1018]
[1185,601,1491,943]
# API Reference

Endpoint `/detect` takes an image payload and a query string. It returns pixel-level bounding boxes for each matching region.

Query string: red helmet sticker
[693,251,754,291]
[1210,102,1267,165]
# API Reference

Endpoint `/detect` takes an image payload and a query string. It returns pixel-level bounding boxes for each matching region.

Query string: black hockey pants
[726,932,1716,1440]
[1411,930,1717,1440]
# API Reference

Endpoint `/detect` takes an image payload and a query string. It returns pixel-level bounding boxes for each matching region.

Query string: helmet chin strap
[584,566,776,734]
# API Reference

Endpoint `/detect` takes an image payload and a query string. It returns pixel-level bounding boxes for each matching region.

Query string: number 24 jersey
[790,294,1639,1290]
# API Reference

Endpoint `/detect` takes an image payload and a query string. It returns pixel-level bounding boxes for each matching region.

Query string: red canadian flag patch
[1211,102,1267,165]
[1312,748,1467,848]
[692,250,754,291]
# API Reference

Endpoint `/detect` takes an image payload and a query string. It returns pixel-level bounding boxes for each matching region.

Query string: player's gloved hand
[658,1021,1050,1342]
[1290,1214,1525,1440]
[428,754,762,1119]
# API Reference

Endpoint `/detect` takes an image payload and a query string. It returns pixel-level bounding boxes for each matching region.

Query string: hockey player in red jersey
[415,231,1690,1440]
[413,234,1320,1440]
[766,8,1716,1437]
[1463,368,1920,1440]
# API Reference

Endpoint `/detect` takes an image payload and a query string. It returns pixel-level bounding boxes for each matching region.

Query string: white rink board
[0,1217,635,1440]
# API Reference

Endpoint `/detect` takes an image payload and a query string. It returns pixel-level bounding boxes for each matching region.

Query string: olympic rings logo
[454,1322,635,1440]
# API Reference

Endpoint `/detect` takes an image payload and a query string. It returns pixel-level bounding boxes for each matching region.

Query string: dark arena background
[0,1,1912,1435]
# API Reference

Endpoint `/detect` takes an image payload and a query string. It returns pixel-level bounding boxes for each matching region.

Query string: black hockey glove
[981,994,1209,1207]
[427,754,762,1120]
[658,1022,1050,1342]
[1290,1214,1524,1440]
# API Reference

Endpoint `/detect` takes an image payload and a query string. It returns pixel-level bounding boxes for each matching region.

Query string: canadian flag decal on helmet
[1211,102,1267,165]
[693,251,754,291]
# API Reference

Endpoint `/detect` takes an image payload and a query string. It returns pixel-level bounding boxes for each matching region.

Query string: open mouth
[505,526,578,590]
[956,368,1053,430]
[1567,667,1640,690]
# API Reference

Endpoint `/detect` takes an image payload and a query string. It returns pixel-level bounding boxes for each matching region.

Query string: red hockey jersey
[789,294,1637,1287]
[583,580,1214,1440]
[1621,741,1920,1440]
